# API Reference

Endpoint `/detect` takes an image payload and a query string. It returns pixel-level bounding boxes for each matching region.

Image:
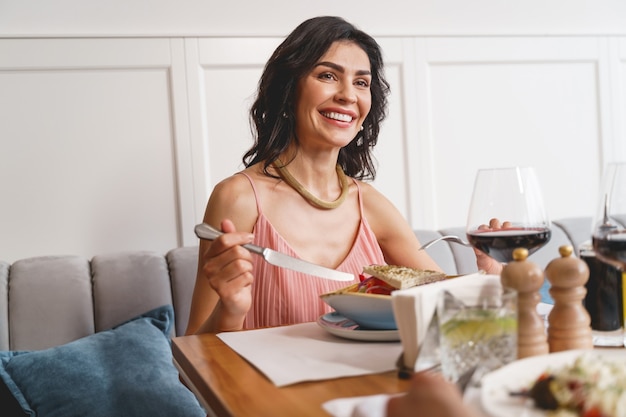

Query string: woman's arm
[185,175,258,334]
[360,182,444,273]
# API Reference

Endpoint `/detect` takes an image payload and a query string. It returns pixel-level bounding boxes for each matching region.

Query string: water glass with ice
[437,282,517,384]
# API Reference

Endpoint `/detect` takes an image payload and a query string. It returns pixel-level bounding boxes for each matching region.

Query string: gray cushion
[0,261,9,351]
[8,256,94,350]
[167,246,199,336]
[92,251,173,334]
[552,216,593,254]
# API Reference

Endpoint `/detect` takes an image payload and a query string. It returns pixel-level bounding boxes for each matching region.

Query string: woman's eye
[356,79,370,88]
[318,72,336,81]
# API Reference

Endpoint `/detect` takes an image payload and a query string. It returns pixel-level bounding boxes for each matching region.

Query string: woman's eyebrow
[315,61,371,76]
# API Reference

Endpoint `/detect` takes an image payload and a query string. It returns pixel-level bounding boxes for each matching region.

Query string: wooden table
[172,333,410,417]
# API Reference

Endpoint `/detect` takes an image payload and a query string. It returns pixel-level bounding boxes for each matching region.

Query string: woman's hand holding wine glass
[466,167,552,266]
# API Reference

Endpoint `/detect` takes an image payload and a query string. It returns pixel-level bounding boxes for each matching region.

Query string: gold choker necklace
[272,159,349,210]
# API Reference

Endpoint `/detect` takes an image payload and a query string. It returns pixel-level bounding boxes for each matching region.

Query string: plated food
[361,265,447,292]
[319,265,447,330]
[521,352,626,417]
[481,350,626,417]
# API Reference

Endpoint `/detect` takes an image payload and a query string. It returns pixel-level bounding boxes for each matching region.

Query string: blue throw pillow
[0,305,205,417]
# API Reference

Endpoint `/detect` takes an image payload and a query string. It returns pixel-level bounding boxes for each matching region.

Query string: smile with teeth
[321,111,353,123]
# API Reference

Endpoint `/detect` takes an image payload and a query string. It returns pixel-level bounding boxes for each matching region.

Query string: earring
[359,125,364,131]
[282,112,288,119]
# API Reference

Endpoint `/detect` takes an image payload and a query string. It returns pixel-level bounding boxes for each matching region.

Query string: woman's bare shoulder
[356,180,396,211]
[357,179,409,231]
[211,171,254,196]
[204,170,259,231]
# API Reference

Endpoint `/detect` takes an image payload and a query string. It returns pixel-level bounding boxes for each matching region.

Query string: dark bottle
[581,244,623,331]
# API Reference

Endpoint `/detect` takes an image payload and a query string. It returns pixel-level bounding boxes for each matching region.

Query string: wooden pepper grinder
[501,247,549,359]
[544,245,593,352]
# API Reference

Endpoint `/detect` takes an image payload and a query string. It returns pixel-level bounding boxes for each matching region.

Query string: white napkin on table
[322,393,393,417]
[217,322,403,387]
[322,385,486,417]
[322,386,486,417]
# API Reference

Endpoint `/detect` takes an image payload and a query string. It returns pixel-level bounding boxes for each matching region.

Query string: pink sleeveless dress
[239,173,386,329]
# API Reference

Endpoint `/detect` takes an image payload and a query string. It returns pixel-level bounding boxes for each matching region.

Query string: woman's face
[294,41,372,150]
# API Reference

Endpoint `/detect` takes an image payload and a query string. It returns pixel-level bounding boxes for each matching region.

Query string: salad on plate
[519,352,626,417]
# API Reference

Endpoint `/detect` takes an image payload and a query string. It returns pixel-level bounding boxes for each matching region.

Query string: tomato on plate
[356,276,395,295]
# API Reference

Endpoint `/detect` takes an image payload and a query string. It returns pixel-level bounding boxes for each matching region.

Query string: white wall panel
[186,38,281,224]
[368,39,411,222]
[412,37,612,230]
[0,39,189,262]
[613,37,626,162]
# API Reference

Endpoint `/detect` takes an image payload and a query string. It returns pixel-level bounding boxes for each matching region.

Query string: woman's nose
[335,83,357,103]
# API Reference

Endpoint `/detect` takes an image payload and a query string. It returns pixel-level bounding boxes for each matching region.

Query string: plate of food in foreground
[319,265,447,330]
[481,349,626,417]
[317,312,400,342]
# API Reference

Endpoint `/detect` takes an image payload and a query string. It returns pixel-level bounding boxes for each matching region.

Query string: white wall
[1,1,626,263]
[1,0,626,37]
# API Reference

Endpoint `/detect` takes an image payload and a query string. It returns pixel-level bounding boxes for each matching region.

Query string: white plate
[481,348,626,417]
[317,312,400,342]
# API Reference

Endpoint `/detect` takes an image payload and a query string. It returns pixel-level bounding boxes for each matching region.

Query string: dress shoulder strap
[236,172,263,215]
[352,178,365,217]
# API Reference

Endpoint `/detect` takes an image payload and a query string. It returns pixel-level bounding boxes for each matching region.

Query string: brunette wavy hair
[242,16,390,181]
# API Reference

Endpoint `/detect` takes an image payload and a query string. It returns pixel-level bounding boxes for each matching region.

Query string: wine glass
[587,162,626,347]
[592,162,626,270]
[466,166,552,263]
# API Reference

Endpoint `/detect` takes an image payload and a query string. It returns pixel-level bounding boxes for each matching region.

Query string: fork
[418,235,472,251]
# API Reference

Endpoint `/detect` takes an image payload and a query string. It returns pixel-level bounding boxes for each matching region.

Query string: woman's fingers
[203,238,254,281]
[478,218,512,231]
[201,235,254,317]
[200,218,255,299]
[488,218,501,229]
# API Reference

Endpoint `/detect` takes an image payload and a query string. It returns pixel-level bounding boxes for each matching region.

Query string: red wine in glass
[467,227,552,263]
[466,166,551,264]
[592,230,626,270]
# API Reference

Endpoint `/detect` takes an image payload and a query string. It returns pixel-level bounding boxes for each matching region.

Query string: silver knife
[194,223,354,282]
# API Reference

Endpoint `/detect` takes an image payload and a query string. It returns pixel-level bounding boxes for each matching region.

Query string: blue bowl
[320,285,396,330]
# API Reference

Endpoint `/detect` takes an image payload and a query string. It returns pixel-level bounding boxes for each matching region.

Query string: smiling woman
[184,16,500,339]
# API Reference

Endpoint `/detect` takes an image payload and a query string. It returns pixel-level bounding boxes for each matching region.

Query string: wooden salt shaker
[501,247,549,359]
[544,245,593,352]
